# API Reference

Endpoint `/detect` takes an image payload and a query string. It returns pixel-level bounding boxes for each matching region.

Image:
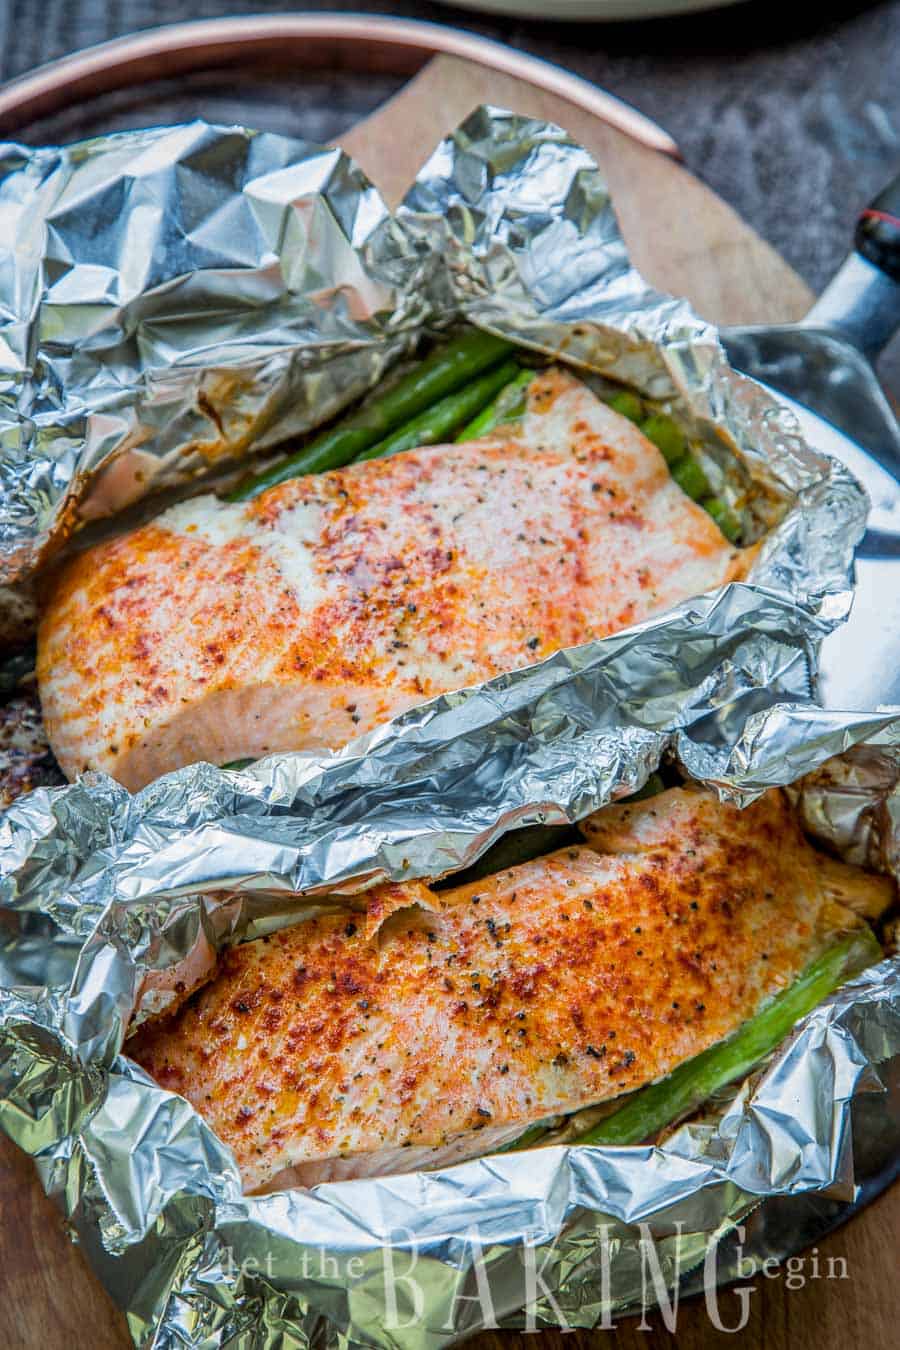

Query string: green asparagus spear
[640,412,686,467]
[227,330,514,501]
[604,390,644,423]
[455,368,534,442]
[436,822,582,891]
[568,928,880,1149]
[611,401,734,535]
[703,496,742,543]
[357,360,521,462]
[498,1121,554,1154]
[440,774,666,892]
[670,453,712,501]
[502,928,879,1156]
[641,421,740,541]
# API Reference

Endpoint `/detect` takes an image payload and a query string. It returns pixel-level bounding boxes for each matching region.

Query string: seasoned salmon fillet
[39,369,751,789]
[129,787,890,1192]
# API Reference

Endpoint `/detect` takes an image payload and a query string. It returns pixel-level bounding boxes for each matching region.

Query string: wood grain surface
[2,49,896,1350]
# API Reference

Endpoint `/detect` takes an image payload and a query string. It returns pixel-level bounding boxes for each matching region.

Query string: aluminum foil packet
[0,707,899,1346]
[0,106,866,617]
[0,105,897,1345]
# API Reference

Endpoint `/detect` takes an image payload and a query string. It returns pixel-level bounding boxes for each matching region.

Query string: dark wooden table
[1,1,899,1346]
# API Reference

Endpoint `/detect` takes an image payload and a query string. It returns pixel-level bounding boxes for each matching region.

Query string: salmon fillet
[129,787,889,1192]
[39,368,750,790]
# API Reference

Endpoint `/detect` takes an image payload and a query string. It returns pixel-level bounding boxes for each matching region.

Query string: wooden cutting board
[3,51,896,1350]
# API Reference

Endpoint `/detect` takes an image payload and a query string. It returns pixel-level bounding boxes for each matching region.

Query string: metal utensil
[723,174,900,709]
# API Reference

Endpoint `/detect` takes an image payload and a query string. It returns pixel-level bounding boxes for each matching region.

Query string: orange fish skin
[38,368,749,790]
[128,787,878,1193]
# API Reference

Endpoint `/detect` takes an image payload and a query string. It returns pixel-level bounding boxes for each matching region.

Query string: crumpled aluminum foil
[0,709,898,1346]
[0,121,424,581]
[0,107,866,603]
[0,106,898,1345]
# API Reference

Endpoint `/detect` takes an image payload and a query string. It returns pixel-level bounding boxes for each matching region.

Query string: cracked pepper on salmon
[128,786,891,1192]
[39,368,753,789]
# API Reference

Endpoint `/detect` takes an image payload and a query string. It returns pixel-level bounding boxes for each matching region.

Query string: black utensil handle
[856,173,900,283]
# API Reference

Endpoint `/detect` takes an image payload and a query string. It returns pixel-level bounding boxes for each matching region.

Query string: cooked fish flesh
[129,786,890,1192]
[39,368,751,790]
